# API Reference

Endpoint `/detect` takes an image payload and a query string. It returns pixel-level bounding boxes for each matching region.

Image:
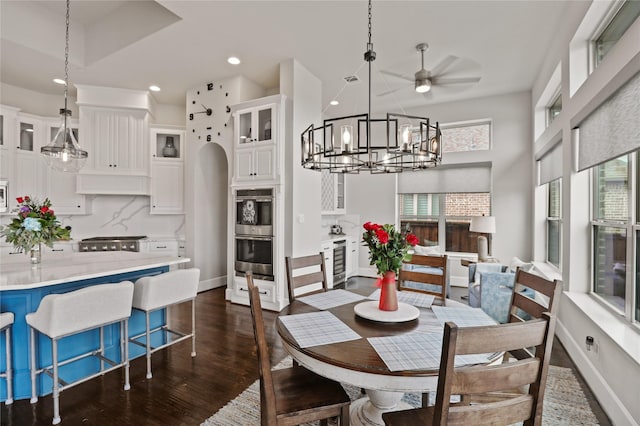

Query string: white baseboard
[198,275,226,293]
[555,319,637,426]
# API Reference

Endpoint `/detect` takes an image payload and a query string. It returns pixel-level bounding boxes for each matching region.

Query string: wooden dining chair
[398,254,448,304]
[285,253,329,303]
[382,313,556,426]
[246,273,351,425]
[506,268,562,360]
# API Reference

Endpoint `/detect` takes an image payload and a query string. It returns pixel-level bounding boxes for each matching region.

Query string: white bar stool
[26,281,134,425]
[129,268,200,379]
[1,312,14,405]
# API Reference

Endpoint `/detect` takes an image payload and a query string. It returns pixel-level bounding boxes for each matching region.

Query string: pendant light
[300,0,442,174]
[41,0,88,173]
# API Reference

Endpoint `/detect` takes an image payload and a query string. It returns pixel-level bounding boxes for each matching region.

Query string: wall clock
[187,83,215,142]
[185,79,234,146]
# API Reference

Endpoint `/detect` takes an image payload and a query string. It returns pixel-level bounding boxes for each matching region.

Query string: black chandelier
[301,0,442,174]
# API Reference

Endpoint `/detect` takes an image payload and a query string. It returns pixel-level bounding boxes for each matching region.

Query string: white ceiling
[0,0,573,117]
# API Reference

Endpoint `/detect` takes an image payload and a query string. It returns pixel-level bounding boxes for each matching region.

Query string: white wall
[280,59,323,257]
[530,2,640,423]
[1,83,78,118]
[349,92,533,277]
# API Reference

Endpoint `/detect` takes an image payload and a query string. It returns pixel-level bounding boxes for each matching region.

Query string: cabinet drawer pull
[52,248,64,252]
[155,245,167,249]
[240,287,267,295]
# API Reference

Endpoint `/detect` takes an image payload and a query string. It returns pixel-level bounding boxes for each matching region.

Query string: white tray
[354,301,420,323]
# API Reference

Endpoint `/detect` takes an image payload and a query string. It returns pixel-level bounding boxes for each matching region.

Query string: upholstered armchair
[468,262,508,308]
[468,263,534,323]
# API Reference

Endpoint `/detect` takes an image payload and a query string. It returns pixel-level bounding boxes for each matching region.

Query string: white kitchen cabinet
[150,127,184,214]
[234,145,275,181]
[321,241,334,289]
[79,106,148,173]
[0,106,19,206]
[232,96,282,184]
[347,237,359,278]
[150,161,183,214]
[235,103,275,146]
[42,116,91,215]
[75,86,152,195]
[321,170,345,214]
[14,113,44,200]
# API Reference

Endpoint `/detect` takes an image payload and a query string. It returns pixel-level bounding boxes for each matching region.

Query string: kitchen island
[0,251,189,402]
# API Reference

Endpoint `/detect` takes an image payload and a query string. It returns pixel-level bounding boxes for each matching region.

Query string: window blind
[397,165,491,194]
[577,71,640,171]
[538,142,563,185]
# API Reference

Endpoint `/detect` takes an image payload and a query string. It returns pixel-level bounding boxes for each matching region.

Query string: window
[547,179,561,268]
[593,0,640,67]
[592,154,633,319]
[546,93,562,126]
[440,121,491,153]
[400,192,491,253]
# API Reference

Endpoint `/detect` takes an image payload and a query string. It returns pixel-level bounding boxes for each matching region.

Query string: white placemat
[368,332,495,372]
[431,306,498,327]
[368,288,436,308]
[298,289,367,310]
[278,311,361,348]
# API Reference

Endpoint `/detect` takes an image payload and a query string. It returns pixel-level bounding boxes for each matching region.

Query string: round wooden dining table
[276,296,478,426]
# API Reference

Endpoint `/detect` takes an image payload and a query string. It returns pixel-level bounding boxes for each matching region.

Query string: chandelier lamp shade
[300,0,442,174]
[40,0,88,173]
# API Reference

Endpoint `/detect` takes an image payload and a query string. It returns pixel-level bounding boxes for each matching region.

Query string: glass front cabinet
[150,126,185,214]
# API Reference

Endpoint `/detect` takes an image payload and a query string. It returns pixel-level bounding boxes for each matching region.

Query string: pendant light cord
[366,0,373,164]
[63,0,70,132]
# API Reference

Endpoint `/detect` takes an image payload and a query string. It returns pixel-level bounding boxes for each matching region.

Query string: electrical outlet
[585,336,599,360]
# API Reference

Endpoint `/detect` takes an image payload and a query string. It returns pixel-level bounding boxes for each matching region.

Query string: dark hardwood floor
[1,277,611,425]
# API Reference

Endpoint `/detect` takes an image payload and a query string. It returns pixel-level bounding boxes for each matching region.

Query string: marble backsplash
[0,195,185,241]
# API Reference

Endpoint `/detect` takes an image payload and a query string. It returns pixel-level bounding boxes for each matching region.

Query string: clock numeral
[189,113,194,120]
[207,83,214,90]
[206,135,212,142]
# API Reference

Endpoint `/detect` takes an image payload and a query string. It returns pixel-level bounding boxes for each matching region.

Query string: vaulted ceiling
[0,1,572,117]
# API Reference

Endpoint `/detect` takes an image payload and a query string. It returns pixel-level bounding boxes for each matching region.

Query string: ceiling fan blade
[430,55,458,76]
[380,70,414,82]
[377,86,406,97]
[431,76,481,85]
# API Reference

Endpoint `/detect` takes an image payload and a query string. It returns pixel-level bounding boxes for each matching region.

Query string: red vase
[379,271,398,311]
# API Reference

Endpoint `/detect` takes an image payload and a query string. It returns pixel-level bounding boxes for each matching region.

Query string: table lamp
[470,216,496,262]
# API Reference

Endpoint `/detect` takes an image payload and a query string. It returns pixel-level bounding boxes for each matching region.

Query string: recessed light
[227,56,241,65]
[149,85,161,92]
[53,78,66,85]
[330,100,339,106]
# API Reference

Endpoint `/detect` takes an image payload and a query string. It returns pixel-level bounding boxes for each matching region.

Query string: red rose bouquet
[362,222,419,277]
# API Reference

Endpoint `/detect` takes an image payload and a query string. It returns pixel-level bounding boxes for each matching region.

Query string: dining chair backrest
[398,254,448,303]
[509,268,562,323]
[433,313,556,426]
[246,273,278,423]
[285,252,328,303]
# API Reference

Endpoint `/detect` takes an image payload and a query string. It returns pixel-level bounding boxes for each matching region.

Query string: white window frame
[546,179,562,269]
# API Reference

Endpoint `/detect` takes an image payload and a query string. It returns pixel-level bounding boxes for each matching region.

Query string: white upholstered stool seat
[26,281,134,425]
[1,312,15,405]
[129,268,200,379]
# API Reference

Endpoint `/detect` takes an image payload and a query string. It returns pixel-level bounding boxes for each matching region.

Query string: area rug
[202,357,600,426]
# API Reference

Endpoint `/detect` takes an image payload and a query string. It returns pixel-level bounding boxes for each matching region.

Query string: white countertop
[322,234,358,243]
[1,251,189,291]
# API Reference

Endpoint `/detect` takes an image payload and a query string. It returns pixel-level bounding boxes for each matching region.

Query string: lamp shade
[470,216,496,234]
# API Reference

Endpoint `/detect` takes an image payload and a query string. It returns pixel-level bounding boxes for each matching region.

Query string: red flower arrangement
[362,222,418,276]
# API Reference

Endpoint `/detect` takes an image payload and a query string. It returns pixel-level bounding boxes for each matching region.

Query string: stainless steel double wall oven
[235,188,274,280]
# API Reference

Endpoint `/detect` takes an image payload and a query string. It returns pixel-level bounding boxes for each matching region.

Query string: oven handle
[236,235,273,241]
[236,196,273,202]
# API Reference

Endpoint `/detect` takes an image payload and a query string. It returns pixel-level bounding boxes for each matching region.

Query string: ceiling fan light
[415,79,431,93]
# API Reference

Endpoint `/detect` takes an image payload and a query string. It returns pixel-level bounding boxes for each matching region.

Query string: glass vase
[30,243,42,265]
[379,271,398,311]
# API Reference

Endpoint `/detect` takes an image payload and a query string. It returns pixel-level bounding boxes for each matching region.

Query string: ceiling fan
[378,43,481,97]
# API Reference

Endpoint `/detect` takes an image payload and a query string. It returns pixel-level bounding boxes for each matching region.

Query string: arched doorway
[192,142,228,291]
